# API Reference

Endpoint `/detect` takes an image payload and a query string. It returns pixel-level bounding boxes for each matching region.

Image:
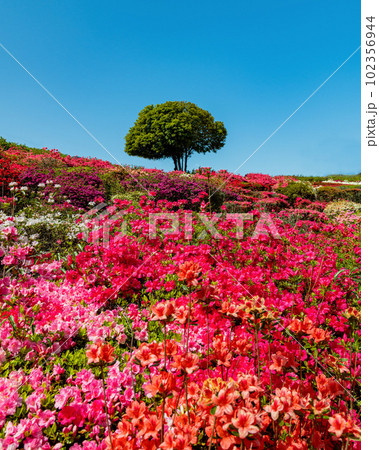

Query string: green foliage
[316,187,340,202]
[111,190,145,204]
[99,169,128,200]
[0,136,50,155]
[124,101,227,171]
[277,182,316,205]
[340,188,361,203]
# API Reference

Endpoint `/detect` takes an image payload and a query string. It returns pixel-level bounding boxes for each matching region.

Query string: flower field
[0,142,361,449]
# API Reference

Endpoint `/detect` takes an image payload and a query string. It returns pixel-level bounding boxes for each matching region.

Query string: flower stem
[161,395,166,443]
[100,365,113,450]
[184,374,191,425]
[254,316,261,383]
[268,339,273,393]
[206,305,210,377]
[186,290,192,352]
[164,323,167,370]
[208,415,217,450]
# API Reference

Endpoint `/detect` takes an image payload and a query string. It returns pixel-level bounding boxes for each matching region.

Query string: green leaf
[334,268,347,280]
[8,315,17,331]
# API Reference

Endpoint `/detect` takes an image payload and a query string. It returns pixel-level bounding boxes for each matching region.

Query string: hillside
[0,138,361,449]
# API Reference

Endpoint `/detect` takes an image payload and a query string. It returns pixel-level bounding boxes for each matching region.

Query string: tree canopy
[124,101,227,171]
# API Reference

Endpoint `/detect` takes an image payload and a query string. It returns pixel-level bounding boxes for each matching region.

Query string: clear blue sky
[0,0,360,176]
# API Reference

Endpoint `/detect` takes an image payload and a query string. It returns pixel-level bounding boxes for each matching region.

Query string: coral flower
[134,342,162,367]
[144,371,176,397]
[328,414,347,438]
[212,387,238,416]
[269,352,289,373]
[172,352,200,374]
[138,414,160,440]
[86,341,103,364]
[174,305,189,324]
[151,300,175,323]
[288,318,302,334]
[86,340,115,364]
[124,401,148,426]
[165,339,179,357]
[193,284,219,304]
[117,415,134,435]
[105,434,137,450]
[231,408,259,439]
[301,316,315,334]
[264,397,284,421]
[212,336,232,368]
[310,327,330,343]
[177,261,201,287]
[161,430,192,450]
[98,343,115,364]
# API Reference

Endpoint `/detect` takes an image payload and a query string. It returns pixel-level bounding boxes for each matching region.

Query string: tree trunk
[175,156,182,171]
[173,157,178,171]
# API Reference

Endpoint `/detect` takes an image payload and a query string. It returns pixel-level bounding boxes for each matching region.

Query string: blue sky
[0,0,360,175]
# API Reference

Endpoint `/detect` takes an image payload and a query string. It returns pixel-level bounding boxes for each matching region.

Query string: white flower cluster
[8,181,29,194]
[321,179,361,186]
[0,210,87,245]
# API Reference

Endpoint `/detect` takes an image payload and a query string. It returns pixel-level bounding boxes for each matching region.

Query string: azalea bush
[0,206,87,257]
[324,201,361,218]
[18,168,105,209]
[120,171,240,211]
[0,140,361,448]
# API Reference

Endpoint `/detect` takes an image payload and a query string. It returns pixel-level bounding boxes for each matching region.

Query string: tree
[124,101,227,172]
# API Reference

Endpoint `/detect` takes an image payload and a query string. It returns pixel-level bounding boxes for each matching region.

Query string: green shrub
[277,182,316,205]
[317,187,361,203]
[0,136,50,155]
[341,189,361,203]
[99,169,128,200]
[111,191,145,203]
[316,187,340,202]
